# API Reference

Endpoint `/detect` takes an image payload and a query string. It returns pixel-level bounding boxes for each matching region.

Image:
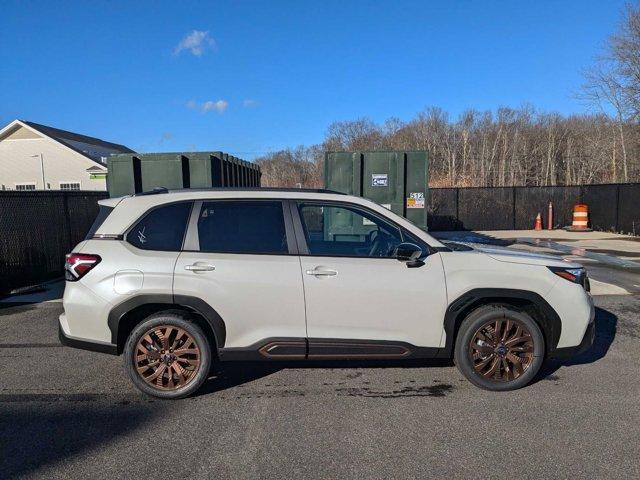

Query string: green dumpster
[108,151,261,196]
[324,151,428,230]
[107,155,141,198]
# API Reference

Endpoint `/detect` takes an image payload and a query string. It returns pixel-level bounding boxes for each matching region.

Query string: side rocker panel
[219,338,439,362]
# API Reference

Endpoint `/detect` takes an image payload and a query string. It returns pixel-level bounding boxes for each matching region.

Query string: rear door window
[126,202,192,251]
[197,201,288,254]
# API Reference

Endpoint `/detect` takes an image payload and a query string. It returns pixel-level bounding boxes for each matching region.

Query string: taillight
[548,266,589,291]
[65,253,101,281]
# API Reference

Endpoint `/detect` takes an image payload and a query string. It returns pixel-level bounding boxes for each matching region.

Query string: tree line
[256,3,640,189]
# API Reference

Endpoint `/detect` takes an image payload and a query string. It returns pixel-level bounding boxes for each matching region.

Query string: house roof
[22,120,135,164]
[0,119,135,169]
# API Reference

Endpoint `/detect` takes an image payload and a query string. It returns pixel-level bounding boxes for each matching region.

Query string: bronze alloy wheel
[468,318,535,382]
[135,325,201,390]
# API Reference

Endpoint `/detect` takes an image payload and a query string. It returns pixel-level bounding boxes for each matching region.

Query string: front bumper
[549,311,595,359]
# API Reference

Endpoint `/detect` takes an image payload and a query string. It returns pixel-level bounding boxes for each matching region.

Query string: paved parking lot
[1,293,639,479]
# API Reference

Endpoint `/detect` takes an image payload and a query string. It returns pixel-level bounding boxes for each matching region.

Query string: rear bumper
[58,315,117,355]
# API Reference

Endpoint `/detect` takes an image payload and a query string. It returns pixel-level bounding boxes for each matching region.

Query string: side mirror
[394,242,425,268]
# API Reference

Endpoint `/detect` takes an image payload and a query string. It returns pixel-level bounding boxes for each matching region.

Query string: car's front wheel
[454,304,545,391]
[124,311,212,399]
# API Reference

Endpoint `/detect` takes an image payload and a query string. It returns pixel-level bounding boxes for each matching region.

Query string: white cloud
[173,30,215,56]
[160,132,173,143]
[202,100,228,113]
[186,99,229,114]
[243,99,258,108]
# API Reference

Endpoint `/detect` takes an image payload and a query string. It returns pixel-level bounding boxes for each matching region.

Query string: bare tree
[255,106,639,188]
[579,2,640,182]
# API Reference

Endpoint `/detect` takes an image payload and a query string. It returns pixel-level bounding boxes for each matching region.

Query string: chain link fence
[428,183,640,234]
[0,191,107,295]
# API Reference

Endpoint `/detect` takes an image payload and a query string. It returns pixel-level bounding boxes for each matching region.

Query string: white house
[0,119,134,191]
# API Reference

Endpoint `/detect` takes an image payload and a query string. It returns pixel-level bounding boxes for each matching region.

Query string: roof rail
[135,187,169,196]
[206,187,346,194]
[134,187,347,195]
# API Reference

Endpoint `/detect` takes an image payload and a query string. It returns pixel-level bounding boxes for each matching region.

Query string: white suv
[60,188,595,398]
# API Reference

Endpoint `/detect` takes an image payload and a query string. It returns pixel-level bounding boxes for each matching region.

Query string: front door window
[297,203,407,258]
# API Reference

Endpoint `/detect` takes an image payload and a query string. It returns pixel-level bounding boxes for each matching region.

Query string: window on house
[15,183,36,191]
[60,182,81,191]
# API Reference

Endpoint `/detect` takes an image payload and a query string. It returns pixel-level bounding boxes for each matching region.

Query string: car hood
[473,246,581,268]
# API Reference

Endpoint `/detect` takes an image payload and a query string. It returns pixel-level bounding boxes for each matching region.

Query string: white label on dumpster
[371,174,388,187]
[406,192,425,209]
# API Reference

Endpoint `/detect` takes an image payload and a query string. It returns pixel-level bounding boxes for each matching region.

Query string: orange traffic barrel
[567,204,591,231]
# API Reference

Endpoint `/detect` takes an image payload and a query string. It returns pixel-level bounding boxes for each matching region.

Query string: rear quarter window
[126,202,192,251]
[85,205,114,239]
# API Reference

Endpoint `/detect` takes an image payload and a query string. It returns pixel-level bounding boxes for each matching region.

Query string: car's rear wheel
[124,311,211,399]
[454,304,545,391]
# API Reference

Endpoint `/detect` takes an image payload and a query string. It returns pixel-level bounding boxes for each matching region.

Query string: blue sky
[0,0,628,159]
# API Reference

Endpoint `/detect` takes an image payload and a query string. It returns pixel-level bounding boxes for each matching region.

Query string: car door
[293,200,447,355]
[173,199,307,354]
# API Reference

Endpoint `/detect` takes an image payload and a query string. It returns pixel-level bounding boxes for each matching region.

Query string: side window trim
[281,200,299,255]
[293,200,407,259]
[288,199,309,255]
[183,200,203,251]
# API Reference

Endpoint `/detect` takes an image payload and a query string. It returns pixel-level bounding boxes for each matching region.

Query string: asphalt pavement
[1,295,639,479]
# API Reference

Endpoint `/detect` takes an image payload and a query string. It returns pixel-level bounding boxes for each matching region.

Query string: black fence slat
[427,188,460,230]
[617,184,640,235]
[581,184,619,232]
[428,183,640,234]
[458,187,514,230]
[514,186,581,230]
[0,191,107,295]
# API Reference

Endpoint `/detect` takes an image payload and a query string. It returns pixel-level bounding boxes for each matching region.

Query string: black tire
[454,304,545,391]
[124,310,212,399]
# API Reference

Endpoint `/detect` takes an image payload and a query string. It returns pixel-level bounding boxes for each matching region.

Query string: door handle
[305,268,338,277]
[184,263,216,272]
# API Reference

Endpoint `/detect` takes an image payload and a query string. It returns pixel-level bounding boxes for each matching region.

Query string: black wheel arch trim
[442,288,562,357]
[107,294,227,352]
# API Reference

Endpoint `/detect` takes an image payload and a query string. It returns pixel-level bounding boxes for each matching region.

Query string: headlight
[548,266,589,291]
